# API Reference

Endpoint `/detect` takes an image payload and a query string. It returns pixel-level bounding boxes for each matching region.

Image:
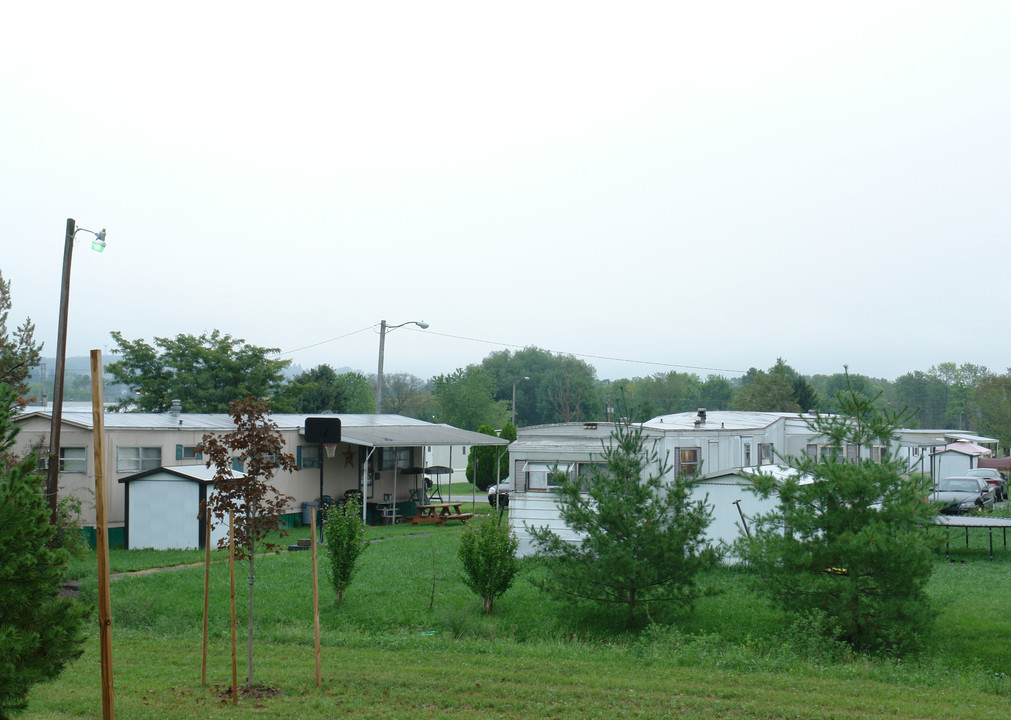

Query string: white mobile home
[506,409,990,557]
[14,409,507,547]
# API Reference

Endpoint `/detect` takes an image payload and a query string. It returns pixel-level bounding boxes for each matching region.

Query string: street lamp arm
[375,319,430,414]
[383,320,429,332]
[75,226,108,252]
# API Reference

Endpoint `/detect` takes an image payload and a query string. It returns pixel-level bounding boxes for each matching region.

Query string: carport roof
[312,421,510,449]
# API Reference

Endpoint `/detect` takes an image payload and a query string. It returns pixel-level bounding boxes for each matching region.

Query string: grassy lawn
[27,518,1011,719]
[432,480,484,499]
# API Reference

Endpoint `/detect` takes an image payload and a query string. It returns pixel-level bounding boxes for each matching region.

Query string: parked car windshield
[937,479,980,493]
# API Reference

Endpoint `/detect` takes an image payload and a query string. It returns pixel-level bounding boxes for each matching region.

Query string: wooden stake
[311,505,321,687]
[201,509,211,686]
[90,350,115,720]
[229,509,238,705]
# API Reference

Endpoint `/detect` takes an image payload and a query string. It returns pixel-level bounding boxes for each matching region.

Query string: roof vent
[695,408,707,426]
[169,399,182,416]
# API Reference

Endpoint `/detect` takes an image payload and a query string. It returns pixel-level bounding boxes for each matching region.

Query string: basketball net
[324,444,339,458]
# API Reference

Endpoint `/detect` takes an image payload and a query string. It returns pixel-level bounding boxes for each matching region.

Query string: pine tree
[0,385,87,718]
[0,273,42,409]
[529,415,717,624]
[737,374,938,652]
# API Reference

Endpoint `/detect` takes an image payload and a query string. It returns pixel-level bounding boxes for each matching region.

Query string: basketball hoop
[324,444,339,458]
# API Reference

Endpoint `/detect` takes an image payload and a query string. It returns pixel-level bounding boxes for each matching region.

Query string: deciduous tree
[106,330,289,412]
[198,398,296,687]
[325,496,369,603]
[927,362,989,430]
[432,367,509,430]
[376,372,430,416]
[976,373,1011,449]
[458,513,519,614]
[479,347,601,426]
[275,365,375,414]
[892,370,947,428]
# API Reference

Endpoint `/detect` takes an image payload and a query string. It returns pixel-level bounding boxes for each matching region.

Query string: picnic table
[406,502,475,525]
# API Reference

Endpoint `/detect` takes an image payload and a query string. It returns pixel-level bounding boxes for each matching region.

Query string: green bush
[458,514,519,614]
[325,496,370,603]
[465,423,514,491]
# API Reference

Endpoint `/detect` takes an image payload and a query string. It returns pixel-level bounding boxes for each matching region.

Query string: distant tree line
[95,331,1011,448]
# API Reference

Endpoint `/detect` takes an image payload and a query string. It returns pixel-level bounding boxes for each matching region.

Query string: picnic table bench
[406,502,475,525]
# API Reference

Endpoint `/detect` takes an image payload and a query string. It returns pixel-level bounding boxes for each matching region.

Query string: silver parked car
[964,468,1007,502]
[487,477,512,508]
[931,476,996,514]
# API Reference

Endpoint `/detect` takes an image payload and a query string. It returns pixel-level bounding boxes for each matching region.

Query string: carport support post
[90,350,115,720]
[318,442,324,544]
[362,448,375,523]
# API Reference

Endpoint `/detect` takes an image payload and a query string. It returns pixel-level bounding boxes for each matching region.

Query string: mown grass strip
[23,628,1011,720]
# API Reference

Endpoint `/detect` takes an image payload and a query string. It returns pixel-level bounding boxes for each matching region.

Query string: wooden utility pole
[47,218,77,523]
[311,506,321,687]
[201,510,211,686]
[90,350,114,720]
[229,509,238,705]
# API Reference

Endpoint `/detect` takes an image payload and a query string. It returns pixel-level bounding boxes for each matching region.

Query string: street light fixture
[375,319,429,413]
[47,218,106,523]
[512,376,530,426]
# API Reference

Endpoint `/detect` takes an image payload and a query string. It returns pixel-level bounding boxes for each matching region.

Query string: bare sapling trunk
[248,551,255,685]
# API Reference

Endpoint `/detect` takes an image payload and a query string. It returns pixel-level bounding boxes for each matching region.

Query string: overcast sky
[3,1,1009,384]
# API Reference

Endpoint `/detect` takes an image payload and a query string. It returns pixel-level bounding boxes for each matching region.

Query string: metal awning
[306,423,509,449]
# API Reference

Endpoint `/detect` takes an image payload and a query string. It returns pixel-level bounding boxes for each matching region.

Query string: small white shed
[119,464,236,550]
[696,465,801,559]
[933,440,991,481]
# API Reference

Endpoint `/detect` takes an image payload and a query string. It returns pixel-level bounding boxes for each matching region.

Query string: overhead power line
[273,325,376,357]
[275,325,746,376]
[423,330,747,376]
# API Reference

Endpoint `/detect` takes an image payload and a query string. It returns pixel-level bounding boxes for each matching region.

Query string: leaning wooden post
[311,505,321,687]
[201,508,211,686]
[229,509,238,705]
[90,350,115,720]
